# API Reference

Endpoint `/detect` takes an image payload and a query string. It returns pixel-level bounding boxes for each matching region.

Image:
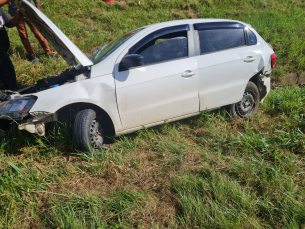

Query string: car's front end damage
[0,92,36,120]
[18,111,53,136]
[0,89,56,136]
[0,0,98,137]
[0,64,92,136]
[0,90,42,135]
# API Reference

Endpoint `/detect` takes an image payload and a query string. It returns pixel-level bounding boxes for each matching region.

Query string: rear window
[198,29,246,54]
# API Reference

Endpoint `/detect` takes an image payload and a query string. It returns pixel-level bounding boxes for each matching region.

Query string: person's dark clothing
[0,8,10,60]
[9,0,40,16]
[0,8,17,90]
[0,54,17,90]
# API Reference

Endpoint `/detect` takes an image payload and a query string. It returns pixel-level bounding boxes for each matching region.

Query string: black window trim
[193,22,245,31]
[128,24,190,55]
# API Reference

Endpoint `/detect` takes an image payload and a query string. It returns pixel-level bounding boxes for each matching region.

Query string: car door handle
[244,56,256,63]
[181,70,195,78]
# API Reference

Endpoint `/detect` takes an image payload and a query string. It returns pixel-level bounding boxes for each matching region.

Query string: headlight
[0,96,37,120]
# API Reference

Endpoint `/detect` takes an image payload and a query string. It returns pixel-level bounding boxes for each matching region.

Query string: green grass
[0,86,304,228]
[0,0,305,228]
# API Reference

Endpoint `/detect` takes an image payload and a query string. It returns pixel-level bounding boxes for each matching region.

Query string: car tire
[226,81,260,119]
[73,109,105,152]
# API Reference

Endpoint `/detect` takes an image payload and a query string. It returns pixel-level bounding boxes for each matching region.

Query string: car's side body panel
[116,111,201,136]
[192,23,270,110]
[113,25,199,130]
[29,73,123,131]
[195,46,262,110]
[114,58,199,130]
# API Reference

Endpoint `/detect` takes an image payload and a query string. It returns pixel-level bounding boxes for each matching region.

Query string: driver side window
[132,30,188,66]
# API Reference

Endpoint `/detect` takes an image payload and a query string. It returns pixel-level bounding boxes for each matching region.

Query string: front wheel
[226,81,260,119]
[73,109,105,152]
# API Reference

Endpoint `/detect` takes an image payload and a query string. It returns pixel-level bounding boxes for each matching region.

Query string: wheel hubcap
[237,91,255,117]
[90,120,104,148]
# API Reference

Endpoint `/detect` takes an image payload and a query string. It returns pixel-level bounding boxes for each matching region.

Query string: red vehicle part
[271,54,276,68]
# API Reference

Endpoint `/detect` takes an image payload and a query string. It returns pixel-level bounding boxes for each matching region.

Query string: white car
[0,0,276,152]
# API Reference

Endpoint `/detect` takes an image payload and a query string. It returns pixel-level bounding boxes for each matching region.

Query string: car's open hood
[15,0,93,66]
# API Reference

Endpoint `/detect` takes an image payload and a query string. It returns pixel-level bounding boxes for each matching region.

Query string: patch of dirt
[49,176,116,196]
[185,151,201,165]
[143,194,177,228]
[171,12,184,19]
[282,73,298,85]
[298,72,305,85]
[185,11,202,18]
[280,72,305,86]
[116,1,129,9]
[195,129,209,137]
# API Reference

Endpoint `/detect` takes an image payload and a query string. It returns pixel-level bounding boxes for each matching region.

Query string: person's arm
[0,0,12,7]
[7,9,22,27]
[35,1,41,10]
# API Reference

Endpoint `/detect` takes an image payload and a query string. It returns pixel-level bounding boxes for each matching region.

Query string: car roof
[143,19,251,31]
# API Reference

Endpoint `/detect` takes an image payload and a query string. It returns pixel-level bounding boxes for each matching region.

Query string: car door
[114,25,199,130]
[194,22,262,111]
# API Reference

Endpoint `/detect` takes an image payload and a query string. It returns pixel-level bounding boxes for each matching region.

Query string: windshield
[89,28,144,65]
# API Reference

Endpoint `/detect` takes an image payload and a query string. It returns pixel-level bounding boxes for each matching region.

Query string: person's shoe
[29,55,39,63]
[49,53,57,61]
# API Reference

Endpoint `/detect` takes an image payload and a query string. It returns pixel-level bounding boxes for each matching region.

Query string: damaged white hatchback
[0,0,276,152]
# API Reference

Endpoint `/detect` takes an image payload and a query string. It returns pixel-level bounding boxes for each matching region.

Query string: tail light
[271,54,276,68]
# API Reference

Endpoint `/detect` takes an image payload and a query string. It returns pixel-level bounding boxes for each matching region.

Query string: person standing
[8,0,55,63]
[0,0,23,90]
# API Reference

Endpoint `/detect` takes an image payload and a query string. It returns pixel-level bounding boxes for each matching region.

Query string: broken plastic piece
[50,84,60,88]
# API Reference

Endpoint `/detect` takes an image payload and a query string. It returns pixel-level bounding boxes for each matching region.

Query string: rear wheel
[73,109,105,152]
[226,81,260,119]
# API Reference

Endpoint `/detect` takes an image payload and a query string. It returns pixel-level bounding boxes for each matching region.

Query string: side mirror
[119,54,144,72]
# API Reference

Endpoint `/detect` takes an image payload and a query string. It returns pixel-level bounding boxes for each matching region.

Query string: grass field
[0,0,305,228]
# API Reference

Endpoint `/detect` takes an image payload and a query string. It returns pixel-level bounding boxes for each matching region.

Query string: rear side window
[198,29,246,54]
[246,29,257,46]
